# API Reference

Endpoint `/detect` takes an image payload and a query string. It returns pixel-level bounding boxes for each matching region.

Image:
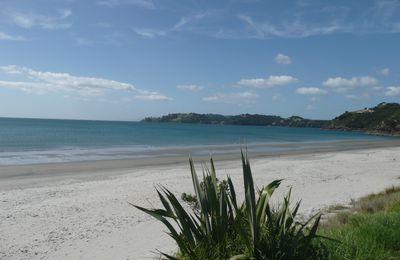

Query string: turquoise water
[0,117,387,165]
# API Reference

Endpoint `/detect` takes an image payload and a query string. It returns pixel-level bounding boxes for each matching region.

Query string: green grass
[320,187,400,260]
[354,186,400,214]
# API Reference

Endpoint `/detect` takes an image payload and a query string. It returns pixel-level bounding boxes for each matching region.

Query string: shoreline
[1,139,399,192]
[1,139,399,176]
[1,142,400,259]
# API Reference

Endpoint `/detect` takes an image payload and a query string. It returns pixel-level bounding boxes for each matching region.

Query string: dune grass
[320,187,400,259]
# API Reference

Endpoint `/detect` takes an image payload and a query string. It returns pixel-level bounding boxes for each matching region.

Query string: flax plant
[131,153,327,259]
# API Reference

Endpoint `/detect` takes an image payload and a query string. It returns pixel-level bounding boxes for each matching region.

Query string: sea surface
[0,117,389,165]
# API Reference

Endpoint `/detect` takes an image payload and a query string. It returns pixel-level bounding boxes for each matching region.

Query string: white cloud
[202,91,258,104]
[135,94,172,101]
[378,68,390,76]
[296,87,327,95]
[0,65,26,74]
[134,11,213,38]
[101,2,400,40]
[345,93,371,100]
[233,1,400,40]
[274,53,292,64]
[237,14,348,39]
[0,32,26,41]
[385,86,400,96]
[134,28,167,38]
[0,65,171,101]
[97,0,154,8]
[12,9,72,30]
[172,12,211,31]
[238,75,298,88]
[176,84,204,91]
[13,15,34,29]
[322,76,378,92]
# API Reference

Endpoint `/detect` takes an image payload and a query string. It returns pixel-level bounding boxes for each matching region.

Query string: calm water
[0,117,387,165]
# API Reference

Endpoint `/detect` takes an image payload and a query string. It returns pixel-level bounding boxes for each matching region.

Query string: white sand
[1,147,400,259]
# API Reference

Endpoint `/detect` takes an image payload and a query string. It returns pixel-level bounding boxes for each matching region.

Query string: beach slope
[1,146,400,259]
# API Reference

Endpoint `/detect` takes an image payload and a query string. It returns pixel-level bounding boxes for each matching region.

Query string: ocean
[0,117,388,165]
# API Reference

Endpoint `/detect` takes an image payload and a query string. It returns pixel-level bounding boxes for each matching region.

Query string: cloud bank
[176,84,204,91]
[203,91,258,104]
[0,65,171,101]
[323,76,378,92]
[296,87,327,95]
[0,31,26,41]
[11,9,72,30]
[238,75,298,88]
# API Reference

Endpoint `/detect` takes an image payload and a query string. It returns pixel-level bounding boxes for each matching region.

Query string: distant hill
[329,102,400,136]
[142,102,400,136]
[142,113,329,128]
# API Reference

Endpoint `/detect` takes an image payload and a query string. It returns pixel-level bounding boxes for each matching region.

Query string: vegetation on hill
[142,102,400,136]
[142,113,329,128]
[329,102,400,136]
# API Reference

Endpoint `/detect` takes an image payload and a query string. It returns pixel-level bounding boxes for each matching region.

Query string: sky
[0,0,399,121]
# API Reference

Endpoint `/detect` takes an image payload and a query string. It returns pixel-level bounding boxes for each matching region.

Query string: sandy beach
[1,141,400,259]
[2,0,400,258]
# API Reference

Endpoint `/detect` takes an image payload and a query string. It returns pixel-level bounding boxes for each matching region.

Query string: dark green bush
[131,153,328,259]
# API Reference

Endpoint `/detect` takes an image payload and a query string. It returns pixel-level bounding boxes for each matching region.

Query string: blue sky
[0,0,399,121]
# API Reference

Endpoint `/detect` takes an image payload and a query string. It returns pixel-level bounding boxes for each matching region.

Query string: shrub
[131,153,328,259]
